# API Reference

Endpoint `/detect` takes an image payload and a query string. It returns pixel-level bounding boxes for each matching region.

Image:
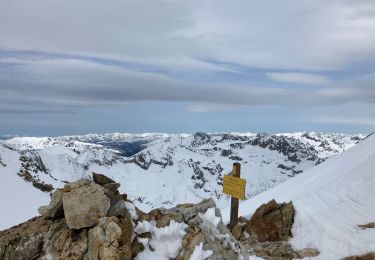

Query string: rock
[358,222,375,229]
[104,189,121,204]
[0,227,44,259]
[63,179,90,192]
[176,203,194,208]
[103,182,121,191]
[107,200,129,217]
[121,193,128,201]
[131,239,145,258]
[92,172,116,185]
[63,183,110,229]
[250,241,301,260]
[297,247,320,258]
[161,198,216,223]
[0,216,68,260]
[343,252,375,260]
[86,217,122,260]
[178,206,249,260]
[117,210,133,259]
[231,224,243,240]
[49,224,88,260]
[38,188,64,219]
[156,212,184,228]
[32,180,54,192]
[247,199,295,242]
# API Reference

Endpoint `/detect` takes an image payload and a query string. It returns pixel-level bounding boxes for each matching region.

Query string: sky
[1,0,375,136]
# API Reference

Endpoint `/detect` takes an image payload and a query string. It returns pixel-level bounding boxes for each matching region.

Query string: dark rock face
[191,132,212,147]
[92,172,116,185]
[17,151,54,192]
[248,134,318,163]
[247,199,295,242]
[189,159,207,189]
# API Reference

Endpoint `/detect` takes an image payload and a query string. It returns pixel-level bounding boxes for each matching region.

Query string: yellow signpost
[223,175,246,200]
[223,163,246,228]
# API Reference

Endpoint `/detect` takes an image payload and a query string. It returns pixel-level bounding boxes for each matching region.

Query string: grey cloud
[1,0,375,71]
[0,57,374,111]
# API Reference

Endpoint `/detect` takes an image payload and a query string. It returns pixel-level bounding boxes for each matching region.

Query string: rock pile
[0,173,134,260]
[0,173,247,259]
[0,173,321,260]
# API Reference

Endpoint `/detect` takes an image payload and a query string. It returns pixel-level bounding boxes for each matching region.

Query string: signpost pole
[230,162,241,228]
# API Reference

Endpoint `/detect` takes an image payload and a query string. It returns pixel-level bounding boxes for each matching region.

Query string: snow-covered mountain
[222,133,375,259]
[0,132,367,229]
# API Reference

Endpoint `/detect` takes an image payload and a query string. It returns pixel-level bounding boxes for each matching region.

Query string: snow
[0,145,50,230]
[248,256,264,260]
[125,201,138,220]
[134,220,188,260]
[222,134,375,259]
[189,243,213,260]
[199,208,221,235]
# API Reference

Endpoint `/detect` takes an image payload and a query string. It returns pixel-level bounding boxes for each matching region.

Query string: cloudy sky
[1,0,375,135]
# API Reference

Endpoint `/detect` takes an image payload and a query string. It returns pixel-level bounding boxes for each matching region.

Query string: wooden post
[230,162,241,228]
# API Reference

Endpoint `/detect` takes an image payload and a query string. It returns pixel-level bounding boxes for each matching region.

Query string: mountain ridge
[0,132,367,230]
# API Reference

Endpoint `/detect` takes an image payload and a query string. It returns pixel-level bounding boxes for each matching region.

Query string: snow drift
[222,134,375,259]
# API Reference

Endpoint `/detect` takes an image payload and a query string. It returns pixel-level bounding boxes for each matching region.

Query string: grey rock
[38,188,64,219]
[180,204,249,260]
[63,183,111,229]
[107,200,129,217]
[161,198,216,222]
[85,217,122,260]
[63,179,91,192]
[92,172,116,185]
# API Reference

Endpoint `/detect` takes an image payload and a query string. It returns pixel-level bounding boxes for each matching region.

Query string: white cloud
[1,0,375,71]
[265,72,332,85]
[186,103,239,113]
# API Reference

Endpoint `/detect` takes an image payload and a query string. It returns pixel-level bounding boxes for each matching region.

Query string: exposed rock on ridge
[0,173,322,260]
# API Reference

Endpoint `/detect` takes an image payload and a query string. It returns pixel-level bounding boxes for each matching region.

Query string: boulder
[63,179,90,192]
[62,183,110,229]
[38,188,64,219]
[86,217,122,260]
[247,199,294,242]
[107,200,129,217]
[92,172,116,185]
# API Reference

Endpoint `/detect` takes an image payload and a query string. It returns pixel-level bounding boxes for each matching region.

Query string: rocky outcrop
[92,172,116,185]
[247,199,295,242]
[63,182,111,229]
[0,174,320,260]
[0,175,130,260]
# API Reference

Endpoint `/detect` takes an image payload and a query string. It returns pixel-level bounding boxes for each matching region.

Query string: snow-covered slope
[0,132,366,230]
[222,134,375,259]
[0,144,50,230]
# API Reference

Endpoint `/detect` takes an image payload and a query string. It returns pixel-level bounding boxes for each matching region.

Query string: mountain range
[0,131,366,229]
